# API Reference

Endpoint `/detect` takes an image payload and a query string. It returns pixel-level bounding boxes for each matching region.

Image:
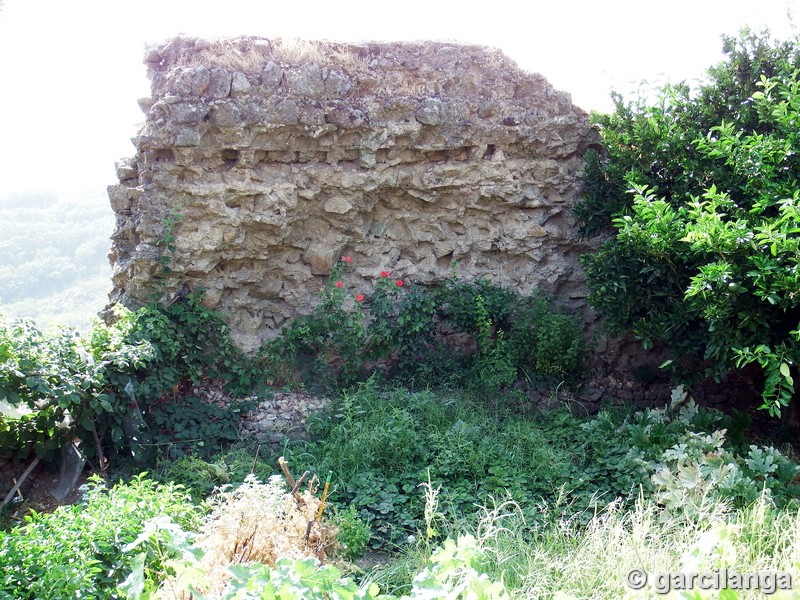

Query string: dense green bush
[283,380,799,549]
[257,258,370,388]
[0,293,254,469]
[0,474,201,599]
[0,309,156,465]
[330,504,373,561]
[577,29,800,415]
[258,259,588,393]
[153,442,274,501]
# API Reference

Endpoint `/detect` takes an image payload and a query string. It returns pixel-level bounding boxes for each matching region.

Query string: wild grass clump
[368,490,800,599]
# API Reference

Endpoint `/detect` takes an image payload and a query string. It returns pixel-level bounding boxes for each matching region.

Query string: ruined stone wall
[108,37,600,352]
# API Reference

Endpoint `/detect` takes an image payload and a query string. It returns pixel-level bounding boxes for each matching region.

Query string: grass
[277,380,797,550]
[162,37,366,75]
[367,490,800,599]
[2,381,799,598]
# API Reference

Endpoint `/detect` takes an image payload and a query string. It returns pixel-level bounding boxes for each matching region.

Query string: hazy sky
[0,0,797,195]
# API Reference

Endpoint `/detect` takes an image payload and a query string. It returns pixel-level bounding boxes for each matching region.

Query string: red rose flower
[346,256,352,263]
[356,294,364,302]
[380,271,388,277]
[335,281,343,288]
[396,280,403,287]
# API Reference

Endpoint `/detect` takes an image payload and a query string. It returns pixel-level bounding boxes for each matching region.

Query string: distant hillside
[0,189,115,330]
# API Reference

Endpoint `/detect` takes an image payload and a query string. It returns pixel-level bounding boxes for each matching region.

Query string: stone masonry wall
[107,37,601,352]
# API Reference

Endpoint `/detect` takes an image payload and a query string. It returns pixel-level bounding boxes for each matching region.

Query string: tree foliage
[0,294,253,468]
[577,29,800,416]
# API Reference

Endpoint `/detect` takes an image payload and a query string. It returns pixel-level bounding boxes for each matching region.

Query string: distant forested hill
[0,189,115,330]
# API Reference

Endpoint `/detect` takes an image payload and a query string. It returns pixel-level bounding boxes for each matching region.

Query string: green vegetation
[0,474,202,599]
[1,429,798,598]
[576,30,800,415]
[0,293,254,470]
[3,243,796,597]
[2,26,800,600]
[0,262,584,471]
[366,489,800,599]
[258,258,587,392]
[331,504,372,561]
[0,279,796,599]
[281,381,799,551]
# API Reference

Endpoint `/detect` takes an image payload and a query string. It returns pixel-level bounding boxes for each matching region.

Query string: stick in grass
[2,456,40,507]
[278,456,306,506]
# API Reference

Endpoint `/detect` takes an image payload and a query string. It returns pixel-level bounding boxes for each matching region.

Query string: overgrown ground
[1,263,799,598]
[2,376,800,599]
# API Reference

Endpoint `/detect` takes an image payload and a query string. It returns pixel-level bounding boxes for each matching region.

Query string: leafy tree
[577,29,800,417]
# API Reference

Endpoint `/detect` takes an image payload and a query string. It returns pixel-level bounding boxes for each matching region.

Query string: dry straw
[164,474,338,598]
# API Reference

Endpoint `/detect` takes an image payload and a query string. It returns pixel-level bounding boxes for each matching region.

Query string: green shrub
[649,410,800,515]
[331,504,372,560]
[0,292,255,469]
[435,277,587,385]
[580,388,800,513]
[576,29,800,415]
[0,309,156,465]
[257,259,588,393]
[114,293,256,459]
[155,443,274,501]
[259,258,369,389]
[0,474,201,599]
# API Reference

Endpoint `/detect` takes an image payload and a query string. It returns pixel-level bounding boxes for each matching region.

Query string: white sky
[0,0,797,195]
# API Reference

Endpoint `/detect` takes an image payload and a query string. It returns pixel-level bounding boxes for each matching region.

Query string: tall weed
[0,474,201,599]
